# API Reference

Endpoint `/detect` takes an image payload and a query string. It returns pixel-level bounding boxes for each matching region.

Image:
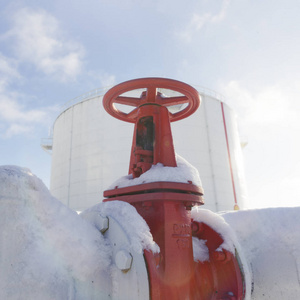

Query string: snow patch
[192,207,252,300]
[109,154,202,189]
[81,200,159,254]
[2,165,300,299]
[0,165,111,299]
[192,237,209,262]
[222,207,300,299]
[192,207,237,253]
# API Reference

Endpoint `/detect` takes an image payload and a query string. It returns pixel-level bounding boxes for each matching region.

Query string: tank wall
[51,97,133,211]
[51,94,247,212]
[172,95,247,211]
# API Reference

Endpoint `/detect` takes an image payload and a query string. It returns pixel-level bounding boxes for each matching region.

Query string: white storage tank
[47,85,247,212]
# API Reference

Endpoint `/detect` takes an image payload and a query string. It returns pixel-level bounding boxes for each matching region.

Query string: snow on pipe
[1,165,300,299]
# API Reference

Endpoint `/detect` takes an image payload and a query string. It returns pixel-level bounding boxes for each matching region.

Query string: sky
[0,0,299,209]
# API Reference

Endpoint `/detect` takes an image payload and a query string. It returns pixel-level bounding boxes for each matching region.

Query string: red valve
[103,78,245,300]
[103,77,200,123]
[103,78,201,177]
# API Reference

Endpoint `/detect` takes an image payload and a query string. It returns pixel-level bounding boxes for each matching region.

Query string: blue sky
[1,0,299,208]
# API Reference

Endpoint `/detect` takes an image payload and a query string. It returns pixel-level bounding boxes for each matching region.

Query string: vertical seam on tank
[221,102,238,206]
[67,106,74,208]
[202,95,219,211]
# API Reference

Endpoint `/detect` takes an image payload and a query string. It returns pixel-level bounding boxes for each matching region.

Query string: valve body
[103,78,245,299]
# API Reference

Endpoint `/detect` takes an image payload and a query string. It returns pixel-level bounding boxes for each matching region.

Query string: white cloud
[0,9,112,139]
[4,123,33,139]
[0,7,118,141]
[0,70,58,138]
[0,54,20,80]
[248,174,300,209]
[98,73,116,88]
[0,53,39,138]
[177,0,231,42]
[210,0,230,23]
[220,80,300,130]
[0,96,46,123]
[4,8,84,81]
[0,8,82,138]
[0,53,21,92]
[220,80,300,208]
[0,93,58,139]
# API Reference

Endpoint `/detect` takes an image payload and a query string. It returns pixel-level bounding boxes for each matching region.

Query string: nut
[115,250,133,272]
[95,216,109,234]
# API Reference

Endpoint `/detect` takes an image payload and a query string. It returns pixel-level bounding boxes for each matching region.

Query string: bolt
[191,221,204,235]
[212,250,232,263]
[212,251,226,262]
[115,250,133,272]
[95,216,109,234]
[191,221,199,233]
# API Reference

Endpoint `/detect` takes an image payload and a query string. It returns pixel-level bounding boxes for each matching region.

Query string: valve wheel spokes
[103,78,201,123]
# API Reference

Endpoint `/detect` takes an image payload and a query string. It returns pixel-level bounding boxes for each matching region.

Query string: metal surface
[192,221,245,299]
[172,96,248,211]
[102,78,200,123]
[81,208,150,299]
[104,216,150,299]
[103,78,245,299]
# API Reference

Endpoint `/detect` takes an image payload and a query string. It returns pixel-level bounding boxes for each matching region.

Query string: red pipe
[221,102,239,209]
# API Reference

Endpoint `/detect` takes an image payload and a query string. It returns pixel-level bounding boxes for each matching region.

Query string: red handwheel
[103,78,201,123]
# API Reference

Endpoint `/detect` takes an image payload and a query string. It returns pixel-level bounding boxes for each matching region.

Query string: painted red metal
[221,102,239,210]
[103,77,200,177]
[103,78,245,299]
[102,77,200,123]
[192,221,245,299]
[128,105,177,177]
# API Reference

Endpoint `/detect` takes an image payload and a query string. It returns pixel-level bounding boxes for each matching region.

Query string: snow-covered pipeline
[1,165,300,299]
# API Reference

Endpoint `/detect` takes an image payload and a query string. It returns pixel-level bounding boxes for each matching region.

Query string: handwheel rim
[103,77,201,123]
